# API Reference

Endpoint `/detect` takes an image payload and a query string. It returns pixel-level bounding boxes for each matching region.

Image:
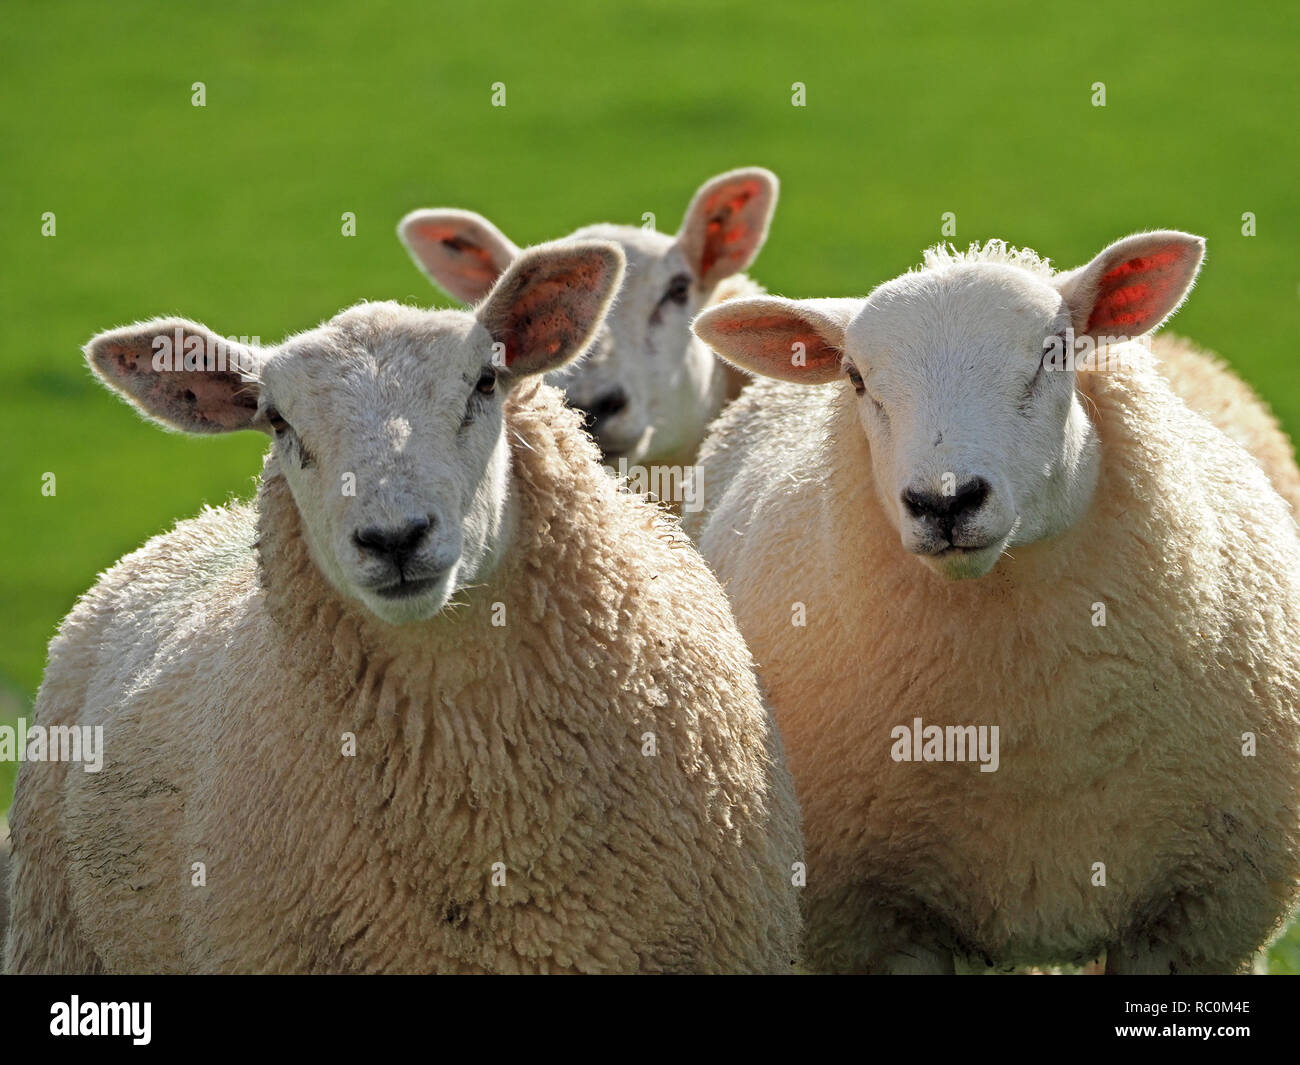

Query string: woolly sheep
[4,240,802,974]
[687,232,1300,973]
[398,168,777,471]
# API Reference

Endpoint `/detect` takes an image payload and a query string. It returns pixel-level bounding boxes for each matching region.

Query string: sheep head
[693,231,1206,581]
[398,167,778,466]
[84,240,625,623]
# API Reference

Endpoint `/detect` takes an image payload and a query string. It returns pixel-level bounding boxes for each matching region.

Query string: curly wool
[689,348,1300,972]
[5,381,801,974]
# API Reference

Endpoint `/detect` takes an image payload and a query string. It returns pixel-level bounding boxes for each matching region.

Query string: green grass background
[1,0,1297,971]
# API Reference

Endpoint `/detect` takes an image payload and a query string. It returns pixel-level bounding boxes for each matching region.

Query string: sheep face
[399,168,778,466]
[85,241,625,624]
[693,231,1206,581]
[256,309,515,623]
[843,264,1090,579]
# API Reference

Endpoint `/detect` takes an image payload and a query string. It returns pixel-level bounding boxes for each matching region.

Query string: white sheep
[688,232,1300,973]
[4,240,802,974]
[398,168,778,473]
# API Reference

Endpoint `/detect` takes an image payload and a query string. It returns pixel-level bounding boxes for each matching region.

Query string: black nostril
[902,478,991,523]
[353,515,433,561]
[952,477,989,515]
[586,388,628,424]
[395,515,432,553]
[902,487,939,520]
[352,527,388,553]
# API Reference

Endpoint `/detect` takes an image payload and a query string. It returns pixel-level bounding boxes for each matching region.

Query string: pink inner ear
[496,259,602,369]
[170,370,257,430]
[1087,247,1183,333]
[412,222,499,286]
[698,179,762,279]
[714,313,840,373]
[101,333,255,430]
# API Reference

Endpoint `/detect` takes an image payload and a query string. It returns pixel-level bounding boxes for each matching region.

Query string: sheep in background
[1153,334,1300,515]
[688,232,1300,974]
[5,240,802,974]
[398,168,777,472]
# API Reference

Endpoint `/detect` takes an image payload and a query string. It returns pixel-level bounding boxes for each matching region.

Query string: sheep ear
[398,209,521,305]
[1055,231,1206,339]
[675,168,779,291]
[477,240,625,378]
[86,318,263,434]
[692,296,857,384]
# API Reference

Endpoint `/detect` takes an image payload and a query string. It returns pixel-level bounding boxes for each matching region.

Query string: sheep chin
[356,567,458,625]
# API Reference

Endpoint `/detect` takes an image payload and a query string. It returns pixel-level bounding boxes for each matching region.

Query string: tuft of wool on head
[921,239,1057,279]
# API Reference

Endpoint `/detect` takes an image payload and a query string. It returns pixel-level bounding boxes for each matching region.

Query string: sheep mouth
[914,539,1006,581]
[371,576,442,600]
[595,425,654,465]
[915,542,995,559]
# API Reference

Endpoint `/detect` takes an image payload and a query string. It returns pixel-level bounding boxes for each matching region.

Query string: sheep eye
[266,407,289,434]
[462,369,499,430]
[1021,354,1049,406]
[661,274,691,307]
[844,364,866,397]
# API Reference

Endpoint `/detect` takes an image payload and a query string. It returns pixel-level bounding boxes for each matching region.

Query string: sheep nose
[352,515,432,564]
[579,388,629,434]
[902,477,990,535]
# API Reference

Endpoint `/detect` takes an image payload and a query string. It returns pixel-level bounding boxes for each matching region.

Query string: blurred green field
[1,0,1297,970]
